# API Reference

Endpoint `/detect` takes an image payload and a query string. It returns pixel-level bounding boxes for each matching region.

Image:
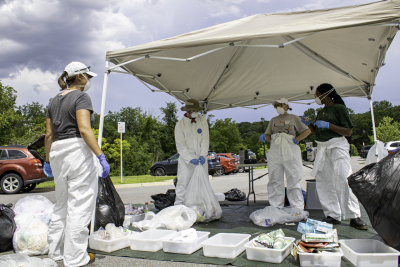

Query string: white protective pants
[311,137,361,221]
[47,138,100,267]
[267,133,304,210]
[174,157,208,205]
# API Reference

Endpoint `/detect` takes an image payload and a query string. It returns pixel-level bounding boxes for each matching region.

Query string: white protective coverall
[174,115,209,205]
[267,133,304,210]
[365,140,388,165]
[47,138,101,267]
[311,136,361,221]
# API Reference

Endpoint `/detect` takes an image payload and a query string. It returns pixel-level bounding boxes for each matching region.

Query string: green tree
[160,102,178,158]
[0,81,20,145]
[210,118,242,153]
[369,116,400,143]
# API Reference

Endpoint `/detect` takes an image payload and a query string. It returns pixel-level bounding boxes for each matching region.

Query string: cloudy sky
[1,0,399,123]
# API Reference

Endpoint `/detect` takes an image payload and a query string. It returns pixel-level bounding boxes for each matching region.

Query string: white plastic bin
[162,231,210,254]
[129,229,176,252]
[340,239,400,267]
[89,234,136,253]
[245,237,295,263]
[298,248,343,267]
[215,193,225,202]
[202,233,251,259]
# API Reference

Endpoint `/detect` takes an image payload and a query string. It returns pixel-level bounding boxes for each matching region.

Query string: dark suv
[150,150,223,176]
[0,135,50,194]
[360,145,372,158]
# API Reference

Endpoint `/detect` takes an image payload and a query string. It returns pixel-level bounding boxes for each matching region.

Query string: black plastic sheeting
[151,189,176,211]
[0,204,16,252]
[224,188,246,201]
[94,176,125,232]
[348,149,400,251]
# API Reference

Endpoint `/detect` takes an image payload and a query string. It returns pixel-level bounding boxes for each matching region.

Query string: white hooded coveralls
[311,136,361,221]
[267,133,304,210]
[174,115,209,205]
[47,138,101,267]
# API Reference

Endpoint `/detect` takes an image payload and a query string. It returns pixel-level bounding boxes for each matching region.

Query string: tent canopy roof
[106,0,400,112]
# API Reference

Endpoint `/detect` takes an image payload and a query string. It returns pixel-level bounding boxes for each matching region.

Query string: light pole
[261,117,265,160]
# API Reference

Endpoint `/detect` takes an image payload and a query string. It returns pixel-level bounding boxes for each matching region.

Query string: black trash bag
[94,176,125,232]
[151,189,176,211]
[0,203,16,252]
[348,149,400,250]
[224,188,246,201]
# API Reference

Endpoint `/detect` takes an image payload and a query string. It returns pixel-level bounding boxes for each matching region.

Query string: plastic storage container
[123,214,146,227]
[89,233,137,253]
[162,231,210,254]
[202,233,251,259]
[129,229,176,252]
[245,237,295,263]
[298,248,343,267]
[215,193,225,202]
[340,239,400,267]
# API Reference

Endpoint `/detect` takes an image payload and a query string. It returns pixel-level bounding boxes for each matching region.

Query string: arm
[265,134,271,142]
[329,124,352,136]
[308,124,316,135]
[76,109,103,156]
[200,117,210,157]
[295,129,311,142]
[175,121,194,164]
[45,118,55,162]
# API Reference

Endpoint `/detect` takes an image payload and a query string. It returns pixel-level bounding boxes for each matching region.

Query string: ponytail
[58,71,68,90]
[316,83,346,107]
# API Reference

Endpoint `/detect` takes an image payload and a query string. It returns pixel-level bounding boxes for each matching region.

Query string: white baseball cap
[64,61,97,78]
[272,98,289,106]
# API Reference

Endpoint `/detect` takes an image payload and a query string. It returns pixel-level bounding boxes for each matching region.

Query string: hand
[190,158,199,165]
[259,133,266,143]
[301,116,311,126]
[315,120,330,129]
[198,156,206,165]
[293,138,299,145]
[43,162,53,177]
[97,153,110,178]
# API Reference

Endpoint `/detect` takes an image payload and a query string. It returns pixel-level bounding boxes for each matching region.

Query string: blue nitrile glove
[43,162,53,177]
[301,116,311,126]
[259,133,266,143]
[190,158,199,165]
[315,120,330,129]
[97,153,110,178]
[198,156,206,165]
[293,138,299,145]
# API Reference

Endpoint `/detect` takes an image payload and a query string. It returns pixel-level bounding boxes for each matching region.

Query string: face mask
[191,112,199,118]
[76,73,91,92]
[315,88,335,105]
[315,97,323,105]
[276,107,285,115]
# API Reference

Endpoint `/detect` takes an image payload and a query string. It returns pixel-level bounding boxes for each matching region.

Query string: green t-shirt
[315,103,353,142]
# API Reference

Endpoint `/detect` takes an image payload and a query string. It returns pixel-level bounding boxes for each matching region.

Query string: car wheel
[154,168,166,176]
[22,183,37,192]
[238,167,245,173]
[224,172,231,175]
[1,173,24,194]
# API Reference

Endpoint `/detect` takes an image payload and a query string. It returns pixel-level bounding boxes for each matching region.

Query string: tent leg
[368,96,378,156]
[91,59,110,235]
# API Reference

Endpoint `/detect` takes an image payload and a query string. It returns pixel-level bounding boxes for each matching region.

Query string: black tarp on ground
[88,203,381,267]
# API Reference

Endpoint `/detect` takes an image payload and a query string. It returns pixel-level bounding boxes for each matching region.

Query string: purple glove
[293,138,299,145]
[97,153,110,178]
[43,162,53,177]
[198,156,206,165]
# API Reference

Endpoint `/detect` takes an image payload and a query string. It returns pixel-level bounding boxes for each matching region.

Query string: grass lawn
[37,175,175,188]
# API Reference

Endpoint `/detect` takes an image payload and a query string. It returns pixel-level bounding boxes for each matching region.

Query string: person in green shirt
[301,83,367,230]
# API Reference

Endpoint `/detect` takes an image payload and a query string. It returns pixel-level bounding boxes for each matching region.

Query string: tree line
[2,81,400,176]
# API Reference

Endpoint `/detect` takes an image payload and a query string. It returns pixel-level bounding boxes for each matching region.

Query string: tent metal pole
[368,96,378,156]
[98,59,110,148]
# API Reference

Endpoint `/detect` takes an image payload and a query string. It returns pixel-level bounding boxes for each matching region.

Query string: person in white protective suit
[302,83,367,230]
[259,98,311,210]
[174,99,209,205]
[44,62,111,266]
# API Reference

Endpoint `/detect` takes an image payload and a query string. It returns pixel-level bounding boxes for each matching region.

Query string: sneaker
[322,216,341,224]
[88,253,95,264]
[350,217,368,230]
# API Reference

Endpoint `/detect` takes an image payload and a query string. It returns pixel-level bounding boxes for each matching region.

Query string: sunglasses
[75,66,91,73]
[274,103,286,107]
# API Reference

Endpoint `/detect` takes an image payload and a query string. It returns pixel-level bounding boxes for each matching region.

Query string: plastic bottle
[144,202,150,213]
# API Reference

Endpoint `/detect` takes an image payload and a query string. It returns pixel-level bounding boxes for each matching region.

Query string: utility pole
[261,117,265,161]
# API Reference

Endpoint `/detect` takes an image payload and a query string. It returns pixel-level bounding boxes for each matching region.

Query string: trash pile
[91,223,133,240]
[224,188,246,201]
[12,196,54,255]
[250,206,309,227]
[252,229,291,249]
[0,253,57,267]
[292,218,340,259]
[125,204,145,215]
[151,189,176,211]
[0,204,16,252]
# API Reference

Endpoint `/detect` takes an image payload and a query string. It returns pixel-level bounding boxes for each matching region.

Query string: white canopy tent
[99,0,400,147]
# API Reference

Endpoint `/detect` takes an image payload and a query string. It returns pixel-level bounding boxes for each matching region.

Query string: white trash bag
[365,140,389,165]
[250,206,309,227]
[132,205,197,231]
[0,253,57,267]
[12,195,54,255]
[184,165,222,222]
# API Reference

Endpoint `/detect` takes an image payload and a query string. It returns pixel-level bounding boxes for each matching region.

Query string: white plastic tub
[202,233,251,259]
[245,237,295,263]
[89,234,136,253]
[298,248,343,267]
[162,231,210,254]
[340,239,400,267]
[130,213,146,222]
[129,229,176,252]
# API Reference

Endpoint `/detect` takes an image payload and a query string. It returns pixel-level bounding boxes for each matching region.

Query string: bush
[350,144,359,156]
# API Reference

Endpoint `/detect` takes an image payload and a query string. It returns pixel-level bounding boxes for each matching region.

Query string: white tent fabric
[104,0,400,113]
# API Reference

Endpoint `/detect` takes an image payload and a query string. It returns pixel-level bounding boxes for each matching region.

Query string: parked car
[384,141,400,154]
[360,145,372,158]
[0,135,49,194]
[150,150,223,176]
[218,154,237,175]
[217,153,239,173]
